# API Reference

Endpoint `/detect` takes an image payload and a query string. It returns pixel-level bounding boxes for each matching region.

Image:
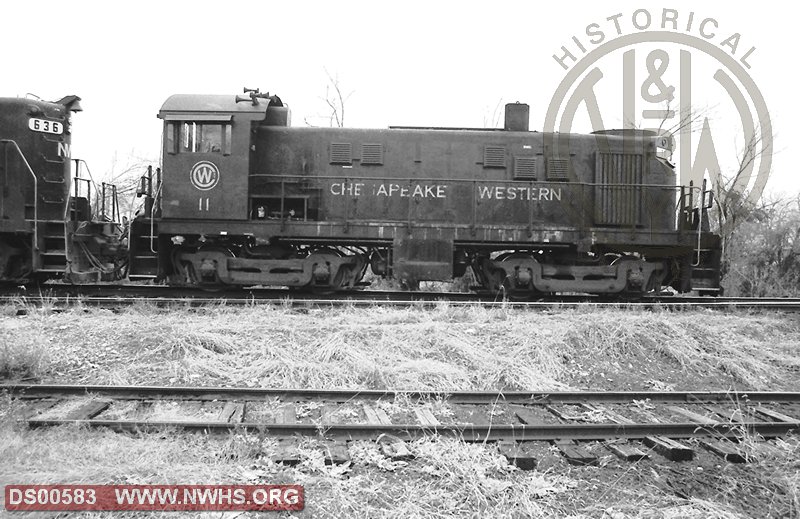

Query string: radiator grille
[329,142,352,165]
[547,158,570,180]
[361,143,384,165]
[513,156,537,179]
[483,146,506,168]
[594,152,644,226]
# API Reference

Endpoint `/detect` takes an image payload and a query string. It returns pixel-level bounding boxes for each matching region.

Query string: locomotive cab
[157,93,280,221]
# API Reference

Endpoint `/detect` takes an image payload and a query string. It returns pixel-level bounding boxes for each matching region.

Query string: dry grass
[1,302,797,392]
[0,423,578,518]
[1,302,799,517]
[0,309,50,379]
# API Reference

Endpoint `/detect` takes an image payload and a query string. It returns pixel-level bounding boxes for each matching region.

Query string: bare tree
[304,69,354,128]
[482,98,504,128]
[633,102,772,251]
[103,151,159,219]
[722,192,800,296]
[712,125,772,256]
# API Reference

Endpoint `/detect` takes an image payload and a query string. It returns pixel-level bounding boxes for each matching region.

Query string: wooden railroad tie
[497,441,538,470]
[581,403,691,462]
[513,405,597,466]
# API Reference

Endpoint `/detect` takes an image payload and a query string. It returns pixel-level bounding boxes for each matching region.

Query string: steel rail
[4,384,799,404]
[23,418,799,442]
[5,283,800,301]
[5,295,800,311]
[4,284,800,306]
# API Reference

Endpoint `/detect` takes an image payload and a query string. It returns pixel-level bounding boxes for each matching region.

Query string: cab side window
[165,122,232,155]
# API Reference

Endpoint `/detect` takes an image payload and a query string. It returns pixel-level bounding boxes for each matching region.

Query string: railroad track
[3,284,800,310]
[4,384,799,467]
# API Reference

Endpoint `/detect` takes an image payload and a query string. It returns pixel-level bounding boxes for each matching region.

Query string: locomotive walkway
[4,384,799,467]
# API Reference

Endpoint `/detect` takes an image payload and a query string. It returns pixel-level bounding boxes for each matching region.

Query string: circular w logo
[190,161,220,191]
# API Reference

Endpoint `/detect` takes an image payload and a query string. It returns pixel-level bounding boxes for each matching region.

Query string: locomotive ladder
[128,219,159,281]
[690,180,722,295]
[128,166,161,281]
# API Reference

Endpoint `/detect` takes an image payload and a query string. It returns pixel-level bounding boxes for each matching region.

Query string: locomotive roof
[1,96,70,110]
[158,94,269,118]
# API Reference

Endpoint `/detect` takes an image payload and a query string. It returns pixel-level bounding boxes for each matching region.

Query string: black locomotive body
[127,91,721,296]
[0,96,124,284]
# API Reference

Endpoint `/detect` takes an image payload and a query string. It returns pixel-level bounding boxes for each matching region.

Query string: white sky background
[2,0,797,201]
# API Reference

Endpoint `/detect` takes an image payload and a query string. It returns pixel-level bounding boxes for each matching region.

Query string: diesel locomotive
[0,89,722,296]
[0,95,125,284]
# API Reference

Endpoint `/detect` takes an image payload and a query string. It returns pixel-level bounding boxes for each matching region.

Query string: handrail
[72,159,99,196]
[248,172,697,189]
[693,179,707,267]
[72,158,101,220]
[253,174,704,233]
[73,177,91,198]
[150,181,162,254]
[100,182,121,223]
[62,174,72,275]
[1,140,39,250]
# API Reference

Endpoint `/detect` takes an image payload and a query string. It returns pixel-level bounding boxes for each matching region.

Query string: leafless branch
[482,99,504,128]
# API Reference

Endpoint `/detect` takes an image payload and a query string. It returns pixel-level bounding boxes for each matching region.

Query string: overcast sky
[3,0,796,202]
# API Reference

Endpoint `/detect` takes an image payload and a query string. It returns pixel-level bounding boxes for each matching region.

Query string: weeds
[2,304,799,392]
[1,303,798,517]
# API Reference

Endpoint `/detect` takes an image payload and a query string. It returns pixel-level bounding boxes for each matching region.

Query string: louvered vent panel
[594,152,644,226]
[513,156,537,179]
[547,158,570,180]
[361,143,384,165]
[329,142,352,165]
[483,146,506,168]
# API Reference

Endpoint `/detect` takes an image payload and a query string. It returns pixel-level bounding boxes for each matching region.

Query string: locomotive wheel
[197,247,234,291]
[610,255,656,297]
[306,248,367,293]
[306,248,345,293]
[500,253,539,300]
[172,246,233,289]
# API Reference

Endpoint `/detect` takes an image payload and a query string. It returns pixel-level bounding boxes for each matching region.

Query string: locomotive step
[43,237,65,248]
[131,256,158,267]
[128,274,158,281]
[129,266,158,274]
[692,284,721,291]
